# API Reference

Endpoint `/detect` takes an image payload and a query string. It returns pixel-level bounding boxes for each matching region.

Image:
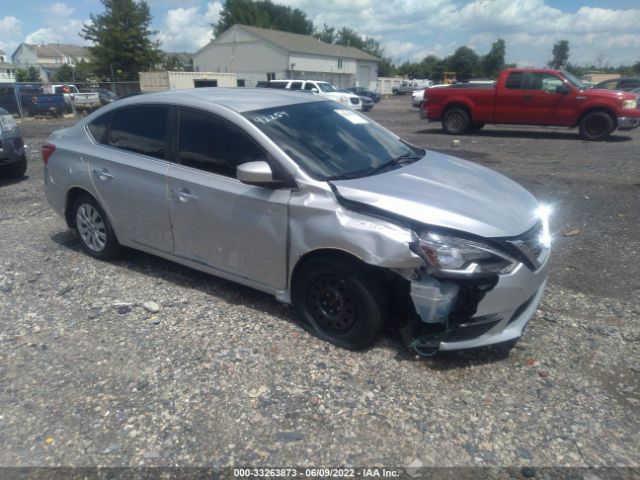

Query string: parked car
[258,79,362,110]
[43,84,101,112]
[0,83,66,117]
[338,89,373,111]
[80,87,118,106]
[347,87,381,102]
[0,108,27,178]
[422,68,640,140]
[392,80,431,95]
[593,77,640,92]
[44,88,551,355]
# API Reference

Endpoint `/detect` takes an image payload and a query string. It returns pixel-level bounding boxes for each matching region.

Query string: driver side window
[528,73,564,93]
[178,108,266,178]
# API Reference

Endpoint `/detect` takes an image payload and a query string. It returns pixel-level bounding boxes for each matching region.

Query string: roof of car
[114,87,327,113]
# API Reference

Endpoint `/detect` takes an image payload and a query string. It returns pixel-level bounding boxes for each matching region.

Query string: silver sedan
[43,88,551,355]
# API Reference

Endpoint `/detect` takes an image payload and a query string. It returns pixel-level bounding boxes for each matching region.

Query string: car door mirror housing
[556,84,570,95]
[237,161,276,186]
[310,88,319,94]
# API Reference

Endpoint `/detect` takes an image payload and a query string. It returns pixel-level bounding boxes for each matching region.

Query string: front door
[519,72,576,126]
[166,107,290,290]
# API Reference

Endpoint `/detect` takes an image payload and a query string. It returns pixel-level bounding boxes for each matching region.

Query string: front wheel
[579,111,614,141]
[292,257,386,350]
[73,195,122,260]
[442,108,470,134]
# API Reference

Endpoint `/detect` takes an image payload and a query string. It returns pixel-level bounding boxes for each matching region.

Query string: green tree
[449,46,479,82]
[52,64,75,82]
[73,59,95,83]
[81,0,161,81]
[480,38,505,78]
[313,23,336,44]
[15,67,41,82]
[548,40,569,69]
[213,0,313,37]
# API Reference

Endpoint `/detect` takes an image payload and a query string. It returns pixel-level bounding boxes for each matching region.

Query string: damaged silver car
[43,88,551,354]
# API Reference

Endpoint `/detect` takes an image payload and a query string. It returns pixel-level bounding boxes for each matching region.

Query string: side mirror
[310,87,319,94]
[237,161,276,186]
[556,84,570,95]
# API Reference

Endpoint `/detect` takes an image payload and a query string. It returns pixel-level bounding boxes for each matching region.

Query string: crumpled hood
[331,151,540,238]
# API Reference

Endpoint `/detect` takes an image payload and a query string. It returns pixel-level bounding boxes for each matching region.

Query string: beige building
[0,48,15,82]
[11,43,90,82]
[194,24,380,90]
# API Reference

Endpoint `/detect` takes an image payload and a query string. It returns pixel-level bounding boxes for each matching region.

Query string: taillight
[42,143,56,164]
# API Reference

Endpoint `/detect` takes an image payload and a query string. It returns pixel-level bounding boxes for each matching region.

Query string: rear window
[87,112,112,143]
[505,72,523,89]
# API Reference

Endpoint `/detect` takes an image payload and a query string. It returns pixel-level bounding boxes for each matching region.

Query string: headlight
[416,233,518,276]
[622,99,637,110]
[0,114,17,134]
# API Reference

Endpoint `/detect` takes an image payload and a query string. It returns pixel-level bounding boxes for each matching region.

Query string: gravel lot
[1,97,639,472]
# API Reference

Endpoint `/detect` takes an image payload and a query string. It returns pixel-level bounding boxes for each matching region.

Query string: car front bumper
[410,256,550,351]
[617,116,640,130]
[0,134,25,165]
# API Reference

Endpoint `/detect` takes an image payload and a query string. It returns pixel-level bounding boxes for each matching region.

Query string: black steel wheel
[442,108,470,134]
[579,111,614,141]
[293,257,386,350]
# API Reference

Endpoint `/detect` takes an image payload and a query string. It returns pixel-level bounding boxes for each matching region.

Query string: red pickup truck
[421,68,640,140]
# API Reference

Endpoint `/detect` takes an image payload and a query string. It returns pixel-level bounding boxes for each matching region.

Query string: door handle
[172,189,198,202]
[92,168,114,180]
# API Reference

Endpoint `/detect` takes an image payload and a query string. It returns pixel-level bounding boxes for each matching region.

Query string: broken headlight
[417,233,518,276]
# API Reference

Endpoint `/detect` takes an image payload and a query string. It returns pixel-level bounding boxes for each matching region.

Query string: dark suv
[0,108,27,179]
[347,87,381,102]
[593,77,640,92]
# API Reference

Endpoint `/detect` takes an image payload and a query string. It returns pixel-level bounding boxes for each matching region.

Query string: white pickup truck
[43,84,101,112]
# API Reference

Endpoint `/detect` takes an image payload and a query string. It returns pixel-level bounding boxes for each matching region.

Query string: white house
[194,25,380,90]
[0,48,15,83]
[11,43,90,82]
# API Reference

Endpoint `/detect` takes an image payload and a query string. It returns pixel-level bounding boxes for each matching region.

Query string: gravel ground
[0,100,639,471]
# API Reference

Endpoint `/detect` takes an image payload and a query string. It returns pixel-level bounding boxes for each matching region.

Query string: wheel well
[290,249,378,291]
[576,108,616,128]
[443,103,472,121]
[64,187,93,227]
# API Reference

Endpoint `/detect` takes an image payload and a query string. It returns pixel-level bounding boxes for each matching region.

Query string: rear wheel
[293,257,386,350]
[0,155,27,179]
[442,108,470,134]
[579,111,614,141]
[73,195,122,260]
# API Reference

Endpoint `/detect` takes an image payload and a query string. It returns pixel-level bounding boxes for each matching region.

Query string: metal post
[13,84,23,119]
[110,64,116,94]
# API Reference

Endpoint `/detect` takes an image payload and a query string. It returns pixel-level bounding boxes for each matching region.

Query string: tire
[22,106,32,118]
[470,122,485,131]
[73,195,122,260]
[292,257,387,350]
[0,155,27,179]
[579,111,614,141]
[442,108,471,135]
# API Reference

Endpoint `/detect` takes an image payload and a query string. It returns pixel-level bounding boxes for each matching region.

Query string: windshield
[561,70,587,90]
[245,101,424,181]
[317,82,337,93]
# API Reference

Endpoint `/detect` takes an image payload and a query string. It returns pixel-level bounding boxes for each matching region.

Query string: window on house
[337,59,344,69]
[267,73,276,81]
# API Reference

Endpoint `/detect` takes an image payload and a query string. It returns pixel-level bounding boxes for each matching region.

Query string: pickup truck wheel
[579,111,614,141]
[293,257,386,350]
[22,106,32,118]
[0,154,27,179]
[442,108,470,134]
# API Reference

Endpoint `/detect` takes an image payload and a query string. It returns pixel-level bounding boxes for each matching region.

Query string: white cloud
[0,16,24,55]
[156,2,223,52]
[23,2,88,47]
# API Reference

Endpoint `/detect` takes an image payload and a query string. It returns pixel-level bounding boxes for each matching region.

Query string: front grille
[349,97,360,105]
[443,319,500,342]
[502,221,548,270]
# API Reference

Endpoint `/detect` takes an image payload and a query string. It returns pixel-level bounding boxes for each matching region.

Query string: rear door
[166,107,290,290]
[87,105,174,252]
[494,71,526,124]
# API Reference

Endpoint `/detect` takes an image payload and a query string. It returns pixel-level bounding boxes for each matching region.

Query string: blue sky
[1,0,639,67]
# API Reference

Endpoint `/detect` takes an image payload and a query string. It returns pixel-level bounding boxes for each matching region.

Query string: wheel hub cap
[76,204,107,252]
